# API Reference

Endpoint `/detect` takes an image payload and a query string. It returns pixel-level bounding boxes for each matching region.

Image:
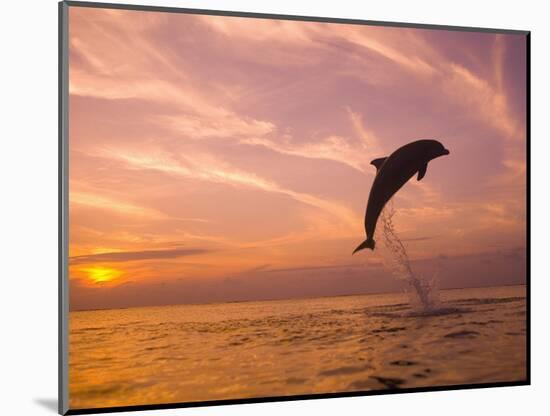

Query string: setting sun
[81,266,123,283]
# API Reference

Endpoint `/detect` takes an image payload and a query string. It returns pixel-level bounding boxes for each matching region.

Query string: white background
[1,0,547,414]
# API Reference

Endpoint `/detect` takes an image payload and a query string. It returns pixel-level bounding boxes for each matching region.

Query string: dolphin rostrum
[353,139,449,254]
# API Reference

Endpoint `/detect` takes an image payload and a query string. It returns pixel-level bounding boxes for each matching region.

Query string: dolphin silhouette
[353,139,449,254]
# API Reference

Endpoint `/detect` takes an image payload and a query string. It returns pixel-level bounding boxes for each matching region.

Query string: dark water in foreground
[69,285,526,409]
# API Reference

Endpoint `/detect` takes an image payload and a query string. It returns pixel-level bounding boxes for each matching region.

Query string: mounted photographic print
[58,1,530,414]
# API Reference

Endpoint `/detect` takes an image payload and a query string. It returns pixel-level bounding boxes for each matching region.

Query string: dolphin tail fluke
[352,238,375,254]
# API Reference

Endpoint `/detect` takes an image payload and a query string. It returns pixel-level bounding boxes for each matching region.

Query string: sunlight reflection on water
[69,285,526,409]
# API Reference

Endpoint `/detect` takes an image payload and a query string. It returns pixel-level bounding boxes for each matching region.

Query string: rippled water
[69,285,527,409]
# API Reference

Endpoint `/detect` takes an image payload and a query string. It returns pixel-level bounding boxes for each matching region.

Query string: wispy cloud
[101,148,359,228]
[71,191,165,219]
[240,107,384,174]
[265,263,361,274]
[155,113,275,140]
[70,190,209,223]
[70,248,209,265]
[339,27,437,76]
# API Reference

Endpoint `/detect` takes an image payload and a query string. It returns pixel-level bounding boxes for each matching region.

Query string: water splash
[374,200,440,312]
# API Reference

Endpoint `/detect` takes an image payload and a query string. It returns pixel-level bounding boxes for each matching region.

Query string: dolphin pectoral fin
[370,157,388,171]
[417,163,428,181]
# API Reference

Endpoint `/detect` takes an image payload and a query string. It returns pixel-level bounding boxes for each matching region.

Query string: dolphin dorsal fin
[370,157,388,171]
[417,163,428,180]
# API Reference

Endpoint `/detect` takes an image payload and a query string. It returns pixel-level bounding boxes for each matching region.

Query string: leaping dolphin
[353,139,449,254]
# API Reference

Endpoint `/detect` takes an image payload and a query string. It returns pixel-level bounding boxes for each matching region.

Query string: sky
[68,6,527,310]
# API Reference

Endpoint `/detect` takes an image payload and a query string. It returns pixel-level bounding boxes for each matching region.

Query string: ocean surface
[69,285,527,409]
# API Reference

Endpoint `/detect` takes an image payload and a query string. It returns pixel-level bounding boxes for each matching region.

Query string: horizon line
[70,282,526,313]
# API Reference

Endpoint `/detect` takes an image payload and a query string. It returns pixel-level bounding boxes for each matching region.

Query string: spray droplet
[374,200,440,312]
